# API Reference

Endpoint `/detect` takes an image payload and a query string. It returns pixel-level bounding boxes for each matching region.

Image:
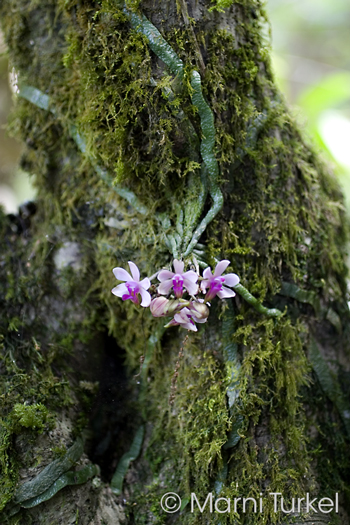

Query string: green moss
[0,0,349,522]
[0,202,86,514]
[12,404,49,431]
[208,0,234,13]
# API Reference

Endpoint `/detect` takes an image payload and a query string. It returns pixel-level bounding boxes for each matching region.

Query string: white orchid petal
[174,308,190,322]
[158,280,174,295]
[183,270,198,283]
[158,270,174,282]
[201,279,210,291]
[217,286,236,299]
[113,267,132,282]
[139,277,151,290]
[111,283,128,297]
[203,267,213,279]
[223,273,240,287]
[192,316,207,324]
[173,313,183,323]
[164,318,178,328]
[128,261,140,281]
[183,278,198,296]
[174,312,186,323]
[139,288,151,307]
[173,259,184,274]
[173,315,197,331]
[183,322,197,331]
[214,260,230,276]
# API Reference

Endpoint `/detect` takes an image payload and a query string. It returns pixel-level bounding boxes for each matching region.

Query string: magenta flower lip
[158,259,198,298]
[112,261,151,307]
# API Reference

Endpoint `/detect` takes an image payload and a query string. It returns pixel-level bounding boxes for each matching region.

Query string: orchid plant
[111,259,240,332]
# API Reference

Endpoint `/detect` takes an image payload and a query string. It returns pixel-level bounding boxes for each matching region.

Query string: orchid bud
[150,297,170,317]
[188,301,210,320]
[150,297,189,317]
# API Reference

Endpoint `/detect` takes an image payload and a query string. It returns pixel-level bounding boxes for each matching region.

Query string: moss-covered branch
[0,0,349,523]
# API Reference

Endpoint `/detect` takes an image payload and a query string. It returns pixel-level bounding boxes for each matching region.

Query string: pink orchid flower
[201,260,239,301]
[112,261,151,307]
[158,259,198,298]
[164,308,199,331]
[164,302,209,332]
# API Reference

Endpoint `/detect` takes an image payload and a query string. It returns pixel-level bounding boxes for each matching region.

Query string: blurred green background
[1,0,350,212]
[268,0,350,211]
[0,32,35,214]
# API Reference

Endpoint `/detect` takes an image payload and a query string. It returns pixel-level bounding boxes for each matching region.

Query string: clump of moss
[0,0,349,522]
[208,0,234,13]
[11,403,49,431]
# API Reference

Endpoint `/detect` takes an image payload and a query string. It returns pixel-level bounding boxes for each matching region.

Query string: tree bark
[0,0,349,524]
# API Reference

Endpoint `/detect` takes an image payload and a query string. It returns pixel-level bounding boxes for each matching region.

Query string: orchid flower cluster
[111,259,240,332]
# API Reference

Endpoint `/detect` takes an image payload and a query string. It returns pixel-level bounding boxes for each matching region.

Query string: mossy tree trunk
[0,0,349,524]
